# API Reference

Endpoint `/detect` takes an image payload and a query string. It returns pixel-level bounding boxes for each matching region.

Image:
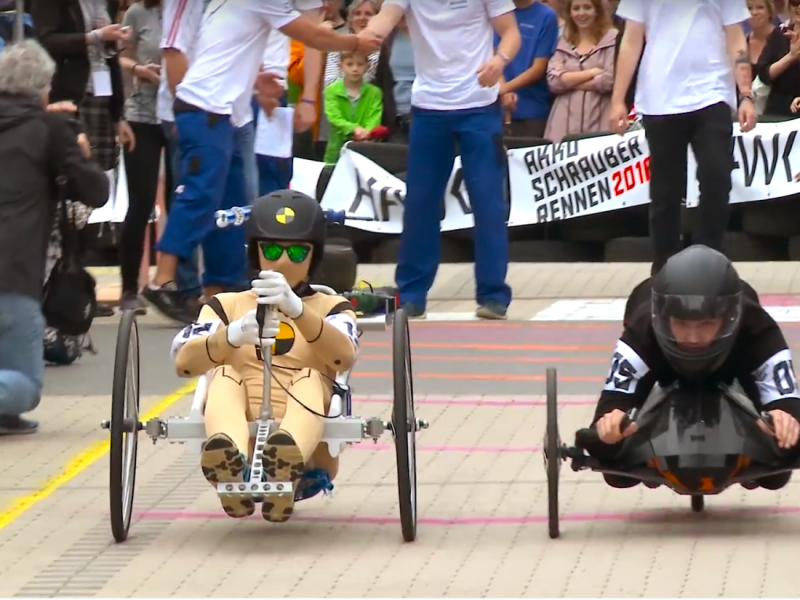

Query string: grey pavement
[5,263,800,598]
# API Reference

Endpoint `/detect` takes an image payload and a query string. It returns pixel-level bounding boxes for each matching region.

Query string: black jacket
[595,276,800,425]
[29,0,124,123]
[756,24,800,118]
[0,95,109,300]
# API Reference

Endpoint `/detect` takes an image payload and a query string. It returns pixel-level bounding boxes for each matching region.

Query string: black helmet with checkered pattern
[246,189,326,275]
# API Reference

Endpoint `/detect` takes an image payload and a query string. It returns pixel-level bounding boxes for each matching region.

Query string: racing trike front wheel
[544,367,561,539]
[392,307,418,542]
[109,309,141,543]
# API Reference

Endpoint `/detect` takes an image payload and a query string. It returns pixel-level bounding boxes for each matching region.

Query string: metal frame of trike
[102,287,428,545]
[542,366,800,539]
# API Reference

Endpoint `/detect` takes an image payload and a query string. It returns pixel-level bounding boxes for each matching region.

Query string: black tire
[741,200,800,238]
[691,495,704,513]
[109,309,140,543]
[545,367,561,539]
[392,308,417,542]
[508,239,601,262]
[371,236,472,264]
[560,211,647,243]
[722,231,786,262]
[604,236,654,262]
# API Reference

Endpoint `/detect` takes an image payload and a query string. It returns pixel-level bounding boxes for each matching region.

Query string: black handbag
[41,169,98,337]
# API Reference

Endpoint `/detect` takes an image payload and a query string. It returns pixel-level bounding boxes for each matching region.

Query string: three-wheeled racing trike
[101,207,429,544]
[543,367,800,538]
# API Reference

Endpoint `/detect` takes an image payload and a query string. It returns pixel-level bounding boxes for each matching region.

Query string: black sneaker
[120,292,147,316]
[142,283,196,325]
[93,302,115,318]
[0,415,39,435]
[476,301,508,321]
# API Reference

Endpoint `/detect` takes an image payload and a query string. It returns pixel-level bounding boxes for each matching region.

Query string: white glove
[251,270,304,319]
[226,308,280,348]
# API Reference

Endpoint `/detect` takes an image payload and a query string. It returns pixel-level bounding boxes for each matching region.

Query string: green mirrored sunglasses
[259,242,311,263]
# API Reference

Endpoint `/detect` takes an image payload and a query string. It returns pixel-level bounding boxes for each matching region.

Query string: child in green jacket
[323,51,384,164]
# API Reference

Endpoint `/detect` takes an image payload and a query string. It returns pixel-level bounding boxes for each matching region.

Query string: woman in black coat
[29,0,134,171]
[756,18,800,118]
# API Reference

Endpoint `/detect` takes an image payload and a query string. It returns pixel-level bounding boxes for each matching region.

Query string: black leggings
[119,122,169,294]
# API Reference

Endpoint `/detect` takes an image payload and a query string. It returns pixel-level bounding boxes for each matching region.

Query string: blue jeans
[235,119,259,203]
[156,110,248,290]
[161,121,202,297]
[0,294,44,416]
[396,102,512,311]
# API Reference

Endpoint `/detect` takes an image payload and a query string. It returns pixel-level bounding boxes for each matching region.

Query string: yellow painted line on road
[0,381,197,532]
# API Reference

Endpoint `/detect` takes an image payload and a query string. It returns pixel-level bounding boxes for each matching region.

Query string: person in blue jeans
[497,0,558,138]
[366,0,521,320]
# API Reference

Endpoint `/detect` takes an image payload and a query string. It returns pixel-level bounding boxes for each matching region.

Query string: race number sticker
[603,339,649,394]
[170,320,221,360]
[326,313,360,349]
[755,348,800,404]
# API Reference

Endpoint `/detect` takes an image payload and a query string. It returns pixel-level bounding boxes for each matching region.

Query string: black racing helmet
[246,189,326,276]
[651,245,743,380]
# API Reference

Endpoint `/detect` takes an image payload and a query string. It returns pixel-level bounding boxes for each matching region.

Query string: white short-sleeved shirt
[617,0,749,116]
[383,0,515,111]
[261,0,321,82]
[176,0,301,128]
[157,0,205,123]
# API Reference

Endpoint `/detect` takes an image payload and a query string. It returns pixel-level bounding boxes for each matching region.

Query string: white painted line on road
[530,299,800,322]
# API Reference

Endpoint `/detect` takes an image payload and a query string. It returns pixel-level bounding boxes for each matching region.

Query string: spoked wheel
[109,309,141,543]
[544,367,562,539]
[392,307,417,542]
[691,495,705,513]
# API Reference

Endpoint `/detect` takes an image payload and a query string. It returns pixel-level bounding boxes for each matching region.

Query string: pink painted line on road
[352,443,540,453]
[136,505,800,526]
[353,395,596,407]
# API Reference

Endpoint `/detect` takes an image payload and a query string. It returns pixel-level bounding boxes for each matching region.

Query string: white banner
[88,151,129,224]
[317,120,800,233]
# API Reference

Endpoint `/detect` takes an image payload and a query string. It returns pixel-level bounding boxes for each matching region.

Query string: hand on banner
[501,92,517,113]
[353,126,370,141]
[608,101,629,136]
[738,97,756,133]
[792,97,800,113]
[117,120,136,151]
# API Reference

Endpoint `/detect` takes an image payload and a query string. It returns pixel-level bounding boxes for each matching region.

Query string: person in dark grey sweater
[0,40,108,435]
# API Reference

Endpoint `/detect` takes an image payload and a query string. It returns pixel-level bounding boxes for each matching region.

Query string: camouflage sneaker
[200,433,256,519]
[261,430,306,523]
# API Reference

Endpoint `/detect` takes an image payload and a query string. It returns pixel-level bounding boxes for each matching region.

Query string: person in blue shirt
[496,0,558,138]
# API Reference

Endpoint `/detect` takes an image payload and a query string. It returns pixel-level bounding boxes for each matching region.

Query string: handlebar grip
[256,304,267,339]
[619,414,632,434]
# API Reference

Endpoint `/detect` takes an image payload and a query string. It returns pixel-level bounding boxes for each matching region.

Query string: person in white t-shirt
[151,0,206,323]
[142,0,380,322]
[255,0,325,196]
[365,0,521,321]
[609,0,757,275]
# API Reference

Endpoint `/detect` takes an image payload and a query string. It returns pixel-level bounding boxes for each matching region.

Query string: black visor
[652,292,742,346]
